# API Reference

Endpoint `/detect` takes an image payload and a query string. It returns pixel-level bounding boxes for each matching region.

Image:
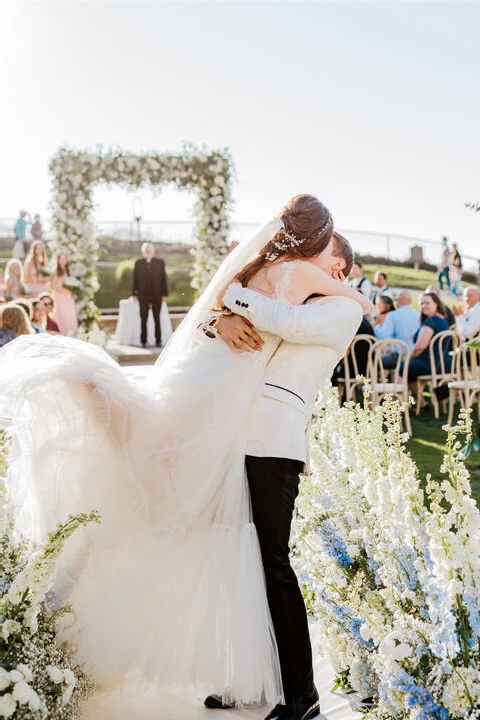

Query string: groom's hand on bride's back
[215,314,264,352]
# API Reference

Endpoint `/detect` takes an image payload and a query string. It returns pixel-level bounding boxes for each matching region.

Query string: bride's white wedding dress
[0,239,301,707]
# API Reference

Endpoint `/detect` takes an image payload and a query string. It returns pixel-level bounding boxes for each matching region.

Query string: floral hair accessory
[265,214,333,262]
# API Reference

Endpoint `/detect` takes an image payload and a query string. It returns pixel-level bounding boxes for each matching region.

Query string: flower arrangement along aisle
[293,391,480,719]
[0,431,98,719]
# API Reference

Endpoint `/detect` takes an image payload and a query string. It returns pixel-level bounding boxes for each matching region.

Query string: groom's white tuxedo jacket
[223,286,363,468]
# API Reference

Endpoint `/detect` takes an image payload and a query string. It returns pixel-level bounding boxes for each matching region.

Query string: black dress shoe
[204,694,235,709]
[265,689,320,720]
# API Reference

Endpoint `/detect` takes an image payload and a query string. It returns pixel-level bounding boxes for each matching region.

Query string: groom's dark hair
[332,232,354,277]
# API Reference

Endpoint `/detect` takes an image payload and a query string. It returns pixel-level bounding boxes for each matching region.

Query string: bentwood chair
[447,336,480,425]
[338,334,377,403]
[415,330,461,419]
[367,339,412,434]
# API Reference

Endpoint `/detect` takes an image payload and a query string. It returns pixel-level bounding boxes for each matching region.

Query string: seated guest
[371,272,393,303]
[13,300,33,323]
[38,293,60,332]
[373,294,395,322]
[0,304,35,346]
[374,290,420,368]
[399,292,450,409]
[453,286,480,340]
[425,285,455,326]
[31,299,48,333]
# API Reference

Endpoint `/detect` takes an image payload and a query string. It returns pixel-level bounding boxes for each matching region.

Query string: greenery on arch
[49,144,234,329]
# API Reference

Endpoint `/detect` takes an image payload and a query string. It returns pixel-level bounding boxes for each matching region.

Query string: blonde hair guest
[3,259,27,300]
[0,304,35,342]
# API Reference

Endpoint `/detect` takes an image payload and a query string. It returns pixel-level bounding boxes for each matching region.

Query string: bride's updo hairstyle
[235,194,333,287]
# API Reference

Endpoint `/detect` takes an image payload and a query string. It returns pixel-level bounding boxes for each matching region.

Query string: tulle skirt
[0,332,282,706]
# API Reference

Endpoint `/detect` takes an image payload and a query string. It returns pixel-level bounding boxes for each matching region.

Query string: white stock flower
[2,618,21,641]
[0,668,12,691]
[0,693,17,718]
[12,680,33,704]
[46,665,64,684]
[16,664,33,683]
[63,668,76,686]
[8,670,23,684]
[28,689,41,711]
[379,633,413,664]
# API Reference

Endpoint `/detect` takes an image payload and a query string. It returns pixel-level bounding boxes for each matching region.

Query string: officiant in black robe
[132,242,169,347]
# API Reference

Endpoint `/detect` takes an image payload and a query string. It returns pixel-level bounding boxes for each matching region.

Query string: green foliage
[94,264,195,308]
[407,414,480,503]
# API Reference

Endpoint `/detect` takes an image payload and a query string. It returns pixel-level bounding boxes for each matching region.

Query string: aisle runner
[81,655,361,720]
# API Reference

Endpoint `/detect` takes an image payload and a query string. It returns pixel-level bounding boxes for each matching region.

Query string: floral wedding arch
[49,145,234,328]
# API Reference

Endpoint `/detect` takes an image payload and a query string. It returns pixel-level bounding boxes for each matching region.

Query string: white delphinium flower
[442,666,480,714]
[349,657,377,697]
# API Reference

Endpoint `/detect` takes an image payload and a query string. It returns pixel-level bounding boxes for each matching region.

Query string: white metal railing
[0,217,478,273]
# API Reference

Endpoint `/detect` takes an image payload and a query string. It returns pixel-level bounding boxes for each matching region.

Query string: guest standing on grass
[437,237,451,291]
[12,211,29,260]
[31,214,43,241]
[132,242,168,348]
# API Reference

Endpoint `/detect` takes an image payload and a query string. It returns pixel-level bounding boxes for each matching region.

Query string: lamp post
[132,196,143,253]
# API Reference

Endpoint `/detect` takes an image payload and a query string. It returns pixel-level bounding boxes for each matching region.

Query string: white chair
[447,336,480,425]
[338,334,377,403]
[415,330,461,418]
[367,339,412,434]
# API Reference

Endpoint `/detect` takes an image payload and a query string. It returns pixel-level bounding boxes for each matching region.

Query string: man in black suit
[132,242,168,347]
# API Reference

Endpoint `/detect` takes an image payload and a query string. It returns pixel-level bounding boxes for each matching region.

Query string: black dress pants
[245,455,315,702]
[139,293,161,346]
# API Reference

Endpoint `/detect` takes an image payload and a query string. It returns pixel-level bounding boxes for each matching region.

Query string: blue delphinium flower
[318,592,374,649]
[319,520,353,570]
[391,668,449,720]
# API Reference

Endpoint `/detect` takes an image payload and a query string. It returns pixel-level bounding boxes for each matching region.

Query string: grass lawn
[407,411,480,505]
[363,264,438,292]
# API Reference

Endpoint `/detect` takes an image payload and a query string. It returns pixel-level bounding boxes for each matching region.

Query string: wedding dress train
[0,249,304,707]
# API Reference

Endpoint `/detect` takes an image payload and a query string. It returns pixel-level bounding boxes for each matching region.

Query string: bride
[0,194,372,708]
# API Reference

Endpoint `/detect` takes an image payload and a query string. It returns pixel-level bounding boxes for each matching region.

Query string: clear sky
[2,0,479,259]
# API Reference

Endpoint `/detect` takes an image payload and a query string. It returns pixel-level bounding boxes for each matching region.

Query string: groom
[204,233,363,720]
